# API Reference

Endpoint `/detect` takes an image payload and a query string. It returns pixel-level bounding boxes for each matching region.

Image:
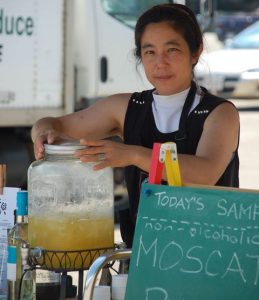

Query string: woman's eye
[168,48,178,53]
[145,50,154,55]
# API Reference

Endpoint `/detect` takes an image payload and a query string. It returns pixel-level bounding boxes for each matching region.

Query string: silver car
[196,21,259,98]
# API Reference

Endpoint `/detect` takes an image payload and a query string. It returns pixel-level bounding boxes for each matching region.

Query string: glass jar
[27,141,114,270]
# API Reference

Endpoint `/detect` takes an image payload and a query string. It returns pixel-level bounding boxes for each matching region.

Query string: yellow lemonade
[28,216,114,270]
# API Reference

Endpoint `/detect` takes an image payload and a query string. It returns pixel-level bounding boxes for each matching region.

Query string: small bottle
[21,242,36,299]
[7,191,35,300]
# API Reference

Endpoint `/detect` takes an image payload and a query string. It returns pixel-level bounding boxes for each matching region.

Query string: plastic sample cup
[111,274,128,300]
[92,285,110,300]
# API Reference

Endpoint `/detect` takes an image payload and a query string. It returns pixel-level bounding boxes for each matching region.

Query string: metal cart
[83,249,131,300]
[28,245,131,300]
[29,246,117,300]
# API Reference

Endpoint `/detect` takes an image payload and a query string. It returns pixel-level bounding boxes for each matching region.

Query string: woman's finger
[93,160,109,171]
[80,139,105,147]
[75,146,106,157]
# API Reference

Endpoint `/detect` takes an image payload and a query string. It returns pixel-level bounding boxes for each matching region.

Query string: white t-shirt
[152,87,200,133]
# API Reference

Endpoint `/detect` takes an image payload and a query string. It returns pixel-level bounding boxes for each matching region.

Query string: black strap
[126,89,154,145]
[125,83,197,143]
[175,81,197,140]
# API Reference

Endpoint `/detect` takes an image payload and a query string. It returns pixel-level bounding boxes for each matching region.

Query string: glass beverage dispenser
[27,142,114,270]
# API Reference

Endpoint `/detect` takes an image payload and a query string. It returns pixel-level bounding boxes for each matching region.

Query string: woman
[32,4,239,247]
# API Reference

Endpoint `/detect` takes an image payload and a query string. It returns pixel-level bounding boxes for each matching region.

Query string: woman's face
[140,21,199,95]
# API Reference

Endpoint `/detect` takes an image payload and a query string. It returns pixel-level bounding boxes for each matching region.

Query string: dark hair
[135,4,203,63]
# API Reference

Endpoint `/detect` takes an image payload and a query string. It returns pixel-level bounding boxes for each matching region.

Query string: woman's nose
[155,52,168,66]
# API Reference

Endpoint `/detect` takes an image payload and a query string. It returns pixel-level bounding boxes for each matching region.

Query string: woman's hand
[74,139,132,170]
[31,94,130,161]
[33,129,72,160]
[75,139,151,171]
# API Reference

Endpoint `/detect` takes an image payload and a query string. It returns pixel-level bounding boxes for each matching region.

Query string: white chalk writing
[217,198,259,221]
[136,235,259,285]
[155,192,205,211]
[145,287,168,300]
[141,217,259,246]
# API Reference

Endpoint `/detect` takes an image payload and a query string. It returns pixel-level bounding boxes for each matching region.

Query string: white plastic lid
[44,140,86,155]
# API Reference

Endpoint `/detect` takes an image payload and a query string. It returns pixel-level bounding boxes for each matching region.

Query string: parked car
[196,21,259,99]
[213,13,259,41]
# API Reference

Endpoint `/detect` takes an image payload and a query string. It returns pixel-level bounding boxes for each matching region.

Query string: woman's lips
[154,75,173,80]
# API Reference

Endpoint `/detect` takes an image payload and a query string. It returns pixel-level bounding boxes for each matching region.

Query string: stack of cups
[92,285,111,300]
[111,274,128,300]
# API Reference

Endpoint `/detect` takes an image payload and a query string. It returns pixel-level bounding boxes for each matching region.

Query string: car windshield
[100,0,170,28]
[227,21,259,49]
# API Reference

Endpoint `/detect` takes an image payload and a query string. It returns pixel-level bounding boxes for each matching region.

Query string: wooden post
[0,164,6,195]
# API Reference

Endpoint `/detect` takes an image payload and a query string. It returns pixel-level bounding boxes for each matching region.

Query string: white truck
[0,0,212,188]
[0,0,151,188]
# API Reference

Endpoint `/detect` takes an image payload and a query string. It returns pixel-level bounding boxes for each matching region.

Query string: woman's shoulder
[199,88,239,128]
[199,86,238,111]
[127,89,154,106]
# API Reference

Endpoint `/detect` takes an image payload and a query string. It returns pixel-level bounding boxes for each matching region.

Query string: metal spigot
[28,246,44,266]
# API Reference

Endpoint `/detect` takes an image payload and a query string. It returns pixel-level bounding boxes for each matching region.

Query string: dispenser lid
[44,140,86,155]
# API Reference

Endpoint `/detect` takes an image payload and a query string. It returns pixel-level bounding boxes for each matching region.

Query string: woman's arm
[31,93,131,159]
[129,101,238,185]
[46,100,239,187]
[125,102,239,185]
[77,102,239,185]
[178,102,239,185]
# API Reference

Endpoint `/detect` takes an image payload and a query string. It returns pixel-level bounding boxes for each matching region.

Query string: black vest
[121,84,239,247]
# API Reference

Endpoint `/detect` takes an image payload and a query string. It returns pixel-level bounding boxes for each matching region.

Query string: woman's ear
[192,44,203,67]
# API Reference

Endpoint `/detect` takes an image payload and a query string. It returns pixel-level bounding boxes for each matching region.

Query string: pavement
[237,111,259,190]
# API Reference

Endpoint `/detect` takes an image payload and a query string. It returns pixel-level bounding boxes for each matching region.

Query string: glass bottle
[7,191,35,300]
[28,141,114,270]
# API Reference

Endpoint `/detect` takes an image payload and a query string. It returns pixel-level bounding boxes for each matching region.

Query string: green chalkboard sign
[125,182,259,300]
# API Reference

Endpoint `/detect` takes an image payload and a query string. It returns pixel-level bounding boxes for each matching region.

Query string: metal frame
[83,249,131,300]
